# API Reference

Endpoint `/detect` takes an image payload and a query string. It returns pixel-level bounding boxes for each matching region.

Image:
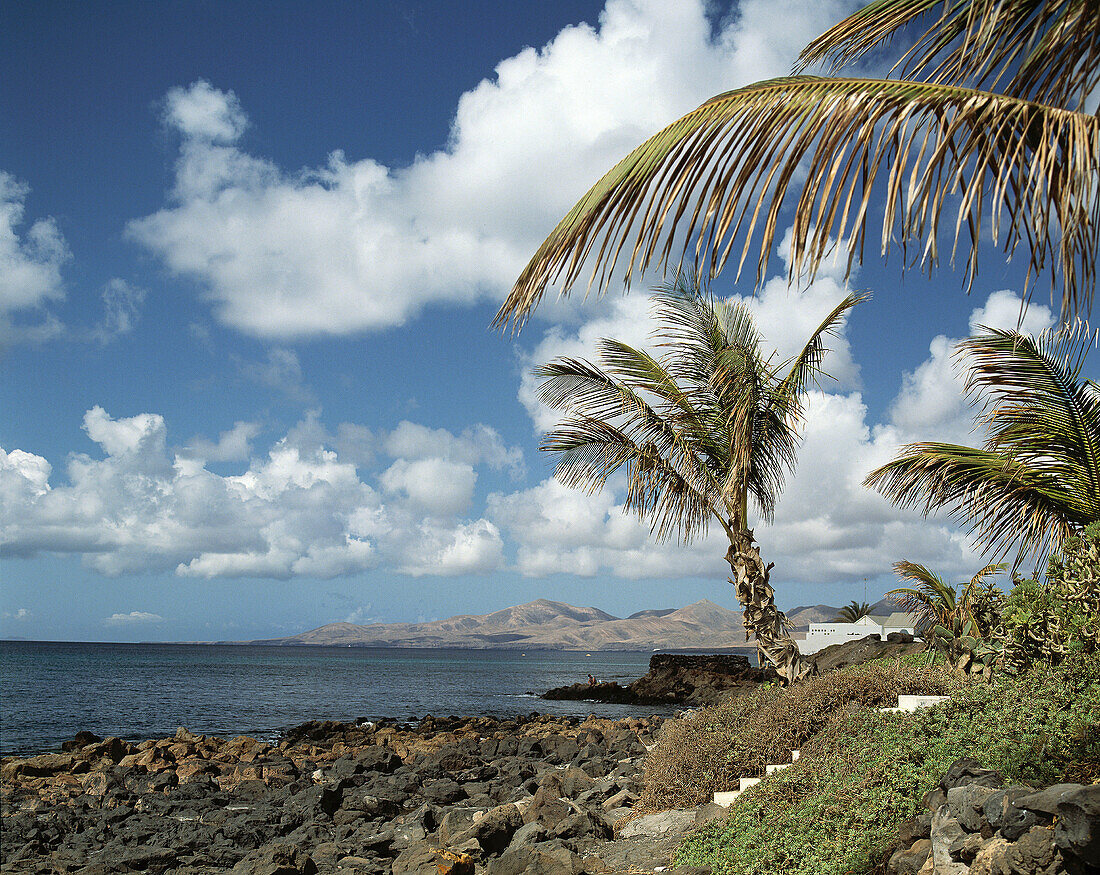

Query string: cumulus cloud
[1,409,517,580]
[182,421,262,463]
[380,458,477,516]
[2,607,30,621]
[105,611,163,625]
[0,171,69,344]
[889,290,1055,443]
[126,1,854,338]
[343,605,374,624]
[383,421,524,479]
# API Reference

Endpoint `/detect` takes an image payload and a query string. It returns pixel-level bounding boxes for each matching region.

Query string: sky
[0,0,1072,642]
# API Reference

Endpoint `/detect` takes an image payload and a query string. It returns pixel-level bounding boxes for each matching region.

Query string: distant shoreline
[1,638,757,654]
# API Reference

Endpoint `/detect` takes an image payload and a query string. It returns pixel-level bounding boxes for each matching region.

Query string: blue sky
[0,0,1065,642]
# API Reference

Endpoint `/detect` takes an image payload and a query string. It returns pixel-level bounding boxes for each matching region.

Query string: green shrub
[1002,522,1100,672]
[639,659,959,810]
[674,656,1100,875]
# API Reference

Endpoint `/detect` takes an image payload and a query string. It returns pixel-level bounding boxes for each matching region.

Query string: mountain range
[245,597,898,651]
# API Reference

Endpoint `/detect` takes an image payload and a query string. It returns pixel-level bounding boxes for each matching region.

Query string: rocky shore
[1,714,714,875]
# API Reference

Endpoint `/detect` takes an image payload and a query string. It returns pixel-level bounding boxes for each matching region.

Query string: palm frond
[959,325,1100,517]
[495,76,1099,329]
[800,1,1100,111]
[542,416,720,542]
[865,441,1084,565]
[774,290,871,415]
[833,599,874,621]
[889,559,956,631]
[966,560,1008,590]
[536,355,725,503]
[797,0,945,74]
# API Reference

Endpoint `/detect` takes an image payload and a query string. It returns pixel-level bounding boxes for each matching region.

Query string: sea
[0,642,667,757]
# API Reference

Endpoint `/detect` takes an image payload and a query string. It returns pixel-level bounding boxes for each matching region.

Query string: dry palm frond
[800,0,1100,111]
[495,76,1099,329]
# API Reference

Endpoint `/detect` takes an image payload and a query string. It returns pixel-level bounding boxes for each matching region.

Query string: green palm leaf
[866,323,1100,566]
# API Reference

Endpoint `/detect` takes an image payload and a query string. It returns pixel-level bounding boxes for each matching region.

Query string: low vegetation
[649,526,1100,874]
[639,658,959,810]
[670,654,1100,875]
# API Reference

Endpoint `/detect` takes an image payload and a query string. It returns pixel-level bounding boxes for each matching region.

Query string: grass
[670,655,1100,875]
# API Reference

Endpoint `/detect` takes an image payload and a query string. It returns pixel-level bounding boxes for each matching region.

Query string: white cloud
[1,409,516,580]
[889,290,1054,443]
[183,421,262,463]
[380,457,477,516]
[343,604,374,624]
[488,477,726,578]
[164,80,248,144]
[105,611,163,625]
[94,278,146,342]
[0,171,69,343]
[2,607,30,621]
[83,405,167,458]
[398,519,505,577]
[126,1,855,338]
[240,348,314,402]
[383,421,524,478]
[969,289,1055,337]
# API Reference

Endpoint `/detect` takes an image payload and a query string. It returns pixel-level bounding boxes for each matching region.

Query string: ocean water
[0,642,665,756]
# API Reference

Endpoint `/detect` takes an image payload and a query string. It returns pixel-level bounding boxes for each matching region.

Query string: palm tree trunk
[726,530,812,684]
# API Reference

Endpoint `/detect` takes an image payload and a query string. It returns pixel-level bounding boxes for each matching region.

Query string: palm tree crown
[537,277,867,681]
[833,600,873,622]
[865,322,1100,568]
[888,560,1006,638]
[495,0,1099,329]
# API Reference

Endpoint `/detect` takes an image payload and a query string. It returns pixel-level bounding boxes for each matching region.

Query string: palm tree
[494,1,1099,329]
[865,322,1100,568]
[888,560,1005,637]
[536,277,867,683]
[833,600,872,622]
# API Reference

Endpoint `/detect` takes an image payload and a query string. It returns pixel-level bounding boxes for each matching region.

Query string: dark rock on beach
[2,713,675,875]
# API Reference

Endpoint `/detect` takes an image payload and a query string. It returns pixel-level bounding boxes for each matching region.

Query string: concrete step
[713,749,803,806]
[878,694,950,713]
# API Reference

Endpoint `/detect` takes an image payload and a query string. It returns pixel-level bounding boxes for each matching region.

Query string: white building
[800,612,919,655]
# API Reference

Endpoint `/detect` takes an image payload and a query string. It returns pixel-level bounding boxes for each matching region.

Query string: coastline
[0,712,695,875]
[0,643,669,758]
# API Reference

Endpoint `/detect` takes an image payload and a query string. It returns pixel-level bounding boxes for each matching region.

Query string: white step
[791,750,800,761]
[878,694,950,713]
[898,694,950,711]
[712,790,741,807]
[765,762,789,775]
[739,776,762,792]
